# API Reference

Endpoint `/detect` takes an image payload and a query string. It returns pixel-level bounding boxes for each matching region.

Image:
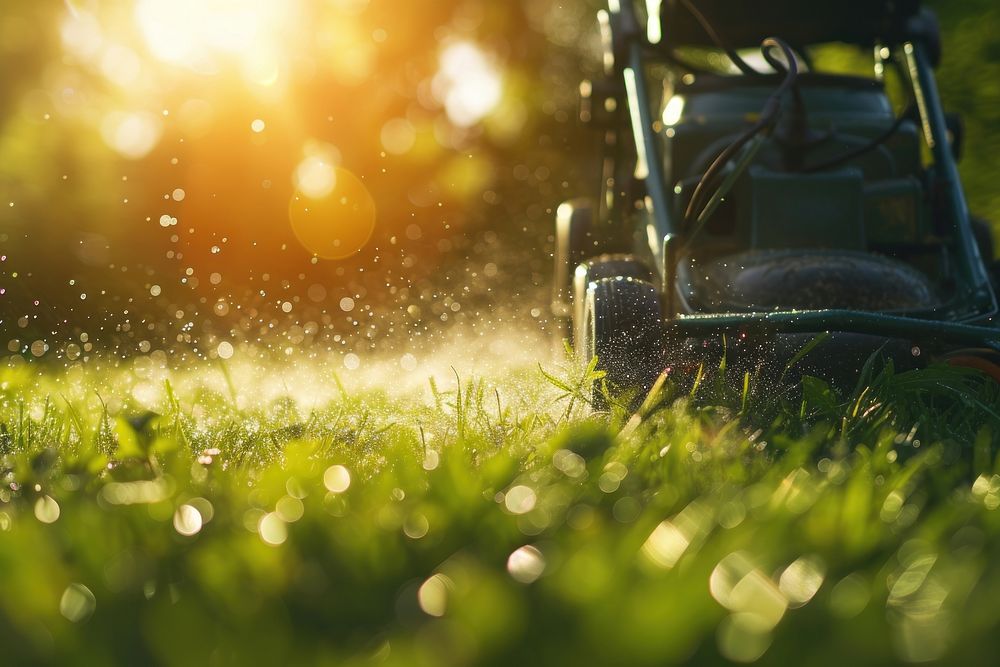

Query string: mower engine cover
[659,0,921,48]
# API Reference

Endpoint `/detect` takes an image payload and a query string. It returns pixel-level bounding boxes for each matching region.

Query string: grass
[2,348,1000,666]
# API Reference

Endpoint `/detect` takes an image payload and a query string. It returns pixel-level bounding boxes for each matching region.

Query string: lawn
[3,347,1000,666]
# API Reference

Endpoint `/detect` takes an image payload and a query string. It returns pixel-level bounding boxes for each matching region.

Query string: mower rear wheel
[581,276,664,408]
[573,254,655,348]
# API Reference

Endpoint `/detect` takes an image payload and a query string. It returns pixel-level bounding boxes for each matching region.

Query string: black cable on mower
[802,108,911,173]
[683,37,799,228]
[677,0,761,76]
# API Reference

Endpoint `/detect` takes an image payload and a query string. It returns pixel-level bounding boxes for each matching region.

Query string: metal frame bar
[903,40,997,316]
[671,309,1000,348]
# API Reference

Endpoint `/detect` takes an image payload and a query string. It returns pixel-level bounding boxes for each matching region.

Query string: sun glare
[434,41,503,127]
[134,0,291,83]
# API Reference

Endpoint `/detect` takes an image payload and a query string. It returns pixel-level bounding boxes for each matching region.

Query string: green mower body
[553,0,1000,398]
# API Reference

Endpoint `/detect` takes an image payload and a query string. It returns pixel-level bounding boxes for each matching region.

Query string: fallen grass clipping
[2,354,1000,666]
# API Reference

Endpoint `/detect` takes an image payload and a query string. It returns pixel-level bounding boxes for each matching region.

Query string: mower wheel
[573,254,654,348]
[582,276,664,408]
[946,348,1000,383]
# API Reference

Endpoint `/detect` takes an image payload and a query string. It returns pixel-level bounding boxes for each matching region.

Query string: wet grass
[2,353,1000,666]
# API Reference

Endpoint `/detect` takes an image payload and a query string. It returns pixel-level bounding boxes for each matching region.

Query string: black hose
[677,0,760,76]
[802,110,911,173]
[684,38,799,227]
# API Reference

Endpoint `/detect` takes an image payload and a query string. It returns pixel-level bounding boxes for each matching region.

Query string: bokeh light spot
[380,118,417,155]
[504,485,536,515]
[35,495,61,524]
[100,111,162,159]
[418,574,452,617]
[434,41,502,127]
[324,465,351,493]
[507,545,546,583]
[289,167,376,260]
[258,512,287,546]
[60,583,97,623]
[173,504,203,536]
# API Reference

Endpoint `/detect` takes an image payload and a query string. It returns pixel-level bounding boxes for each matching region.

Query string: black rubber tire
[573,254,654,349]
[582,276,664,408]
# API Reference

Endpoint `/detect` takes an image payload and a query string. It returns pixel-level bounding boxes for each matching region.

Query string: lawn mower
[551,0,1000,401]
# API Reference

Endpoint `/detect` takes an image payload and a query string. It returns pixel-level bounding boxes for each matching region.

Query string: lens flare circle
[289,167,376,260]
